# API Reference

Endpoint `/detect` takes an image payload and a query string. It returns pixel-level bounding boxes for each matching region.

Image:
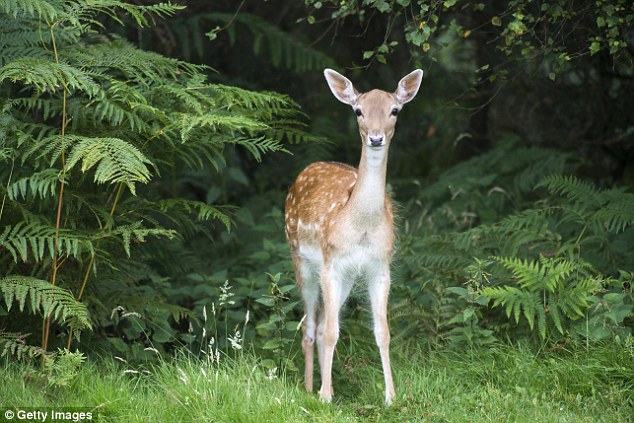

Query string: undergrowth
[1,341,632,422]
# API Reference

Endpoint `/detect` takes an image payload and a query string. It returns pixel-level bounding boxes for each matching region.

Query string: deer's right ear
[324,69,359,106]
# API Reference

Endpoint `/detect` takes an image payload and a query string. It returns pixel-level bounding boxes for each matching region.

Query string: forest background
[0,0,633,421]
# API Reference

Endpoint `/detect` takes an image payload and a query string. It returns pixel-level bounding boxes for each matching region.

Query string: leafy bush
[394,140,634,345]
[0,0,308,359]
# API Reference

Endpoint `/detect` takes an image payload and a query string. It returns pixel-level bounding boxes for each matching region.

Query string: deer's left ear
[394,69,423,105]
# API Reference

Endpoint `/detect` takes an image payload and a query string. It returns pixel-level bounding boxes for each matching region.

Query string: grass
[1,340,633,422]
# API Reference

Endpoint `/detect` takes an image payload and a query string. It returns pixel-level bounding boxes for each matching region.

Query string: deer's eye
[391,107,399,116]
[355,108,363,117]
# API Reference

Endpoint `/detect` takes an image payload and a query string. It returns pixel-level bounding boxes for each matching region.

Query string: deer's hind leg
[295,252,320,393]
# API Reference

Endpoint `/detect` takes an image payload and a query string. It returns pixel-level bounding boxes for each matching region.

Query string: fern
[0,58,100,95]
[0,0,312,358]
[1,276,92,331]
[494,256,585,293]
[482,256,599,339]
[399,138,632,344]
[0,0,61,20]
[156,199,233,232]
[42,348,86,386]
[64,136,155,194]
[594,189,634,233]
[0,222,94,263]
[65,1,185,29]
[207,84,300,114]
[6,168,62,200]
[106,222,177,258]
[0,331,46,360]
[230,136,289,162]
[538,174,604,210]
[540,175,634,234]
[179,114,269,143]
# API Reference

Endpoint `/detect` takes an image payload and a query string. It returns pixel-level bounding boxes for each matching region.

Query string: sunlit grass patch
[1,341,632,422]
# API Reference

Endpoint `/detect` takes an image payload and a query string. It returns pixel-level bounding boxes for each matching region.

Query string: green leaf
[262,339,281,350]
[63,136,154,195]
[463,307,475,321]
[1,276,91,331]
[0,59,99,96]
[255,297,275,307]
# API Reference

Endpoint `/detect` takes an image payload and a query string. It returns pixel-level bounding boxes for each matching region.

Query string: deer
[284,68,423,405]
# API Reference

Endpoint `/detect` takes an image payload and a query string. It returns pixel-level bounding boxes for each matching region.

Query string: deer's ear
[324,69,359,105]
[394,69,423,105]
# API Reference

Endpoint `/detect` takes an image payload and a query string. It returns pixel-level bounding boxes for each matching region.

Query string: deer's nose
[369,135,384,147]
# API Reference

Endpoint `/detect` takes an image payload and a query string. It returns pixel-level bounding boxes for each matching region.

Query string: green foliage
[482,256,599,339]
[1,276,91,331]
[254,272,301,371]
[0,0,310,360]
[1,0,631,375]
[170,12,336,72]
[42,348,86,387]
[0,332,45,360]
[0,222,94,263]
[303,0,633,74]
[396,141,633,345]
[2,342,633,421]
[443,284,495,347]
[538,174,634,235]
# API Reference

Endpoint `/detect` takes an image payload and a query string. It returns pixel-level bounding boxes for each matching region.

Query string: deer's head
[324,69,423,149]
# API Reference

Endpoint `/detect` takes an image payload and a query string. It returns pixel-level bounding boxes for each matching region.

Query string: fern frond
[556,277,598,319]
[26,135,154,194]
[592,188,634,233]
[0,222,94,263]
[0,58,99,96]
[236,13,337,72]
[179,114,270,143]
[107,222,177,257]
[157,199,233,232]
[207,84,299,114]
[64,0,184,29]
[67,39,205,85]
[0,331,46,359]
[494,256,583,293]
[230,136,288,162]
[482,286,543,336]
[0,0,61,20]
[538,174,603,209]
[1,276,92,331]
[82,80,152,131]
[65,136,154,194]
[7,168,62,200]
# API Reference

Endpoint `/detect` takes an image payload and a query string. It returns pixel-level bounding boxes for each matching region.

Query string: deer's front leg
[317,261,343,403]
[369,264,395,405]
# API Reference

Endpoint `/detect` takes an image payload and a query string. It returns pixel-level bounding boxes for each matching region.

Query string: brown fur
[285,68,423,404]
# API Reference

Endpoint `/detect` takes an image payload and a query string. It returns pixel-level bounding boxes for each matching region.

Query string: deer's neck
[348,145,389,219]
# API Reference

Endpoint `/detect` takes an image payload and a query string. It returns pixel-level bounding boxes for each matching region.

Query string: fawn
[285,68,423,404]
